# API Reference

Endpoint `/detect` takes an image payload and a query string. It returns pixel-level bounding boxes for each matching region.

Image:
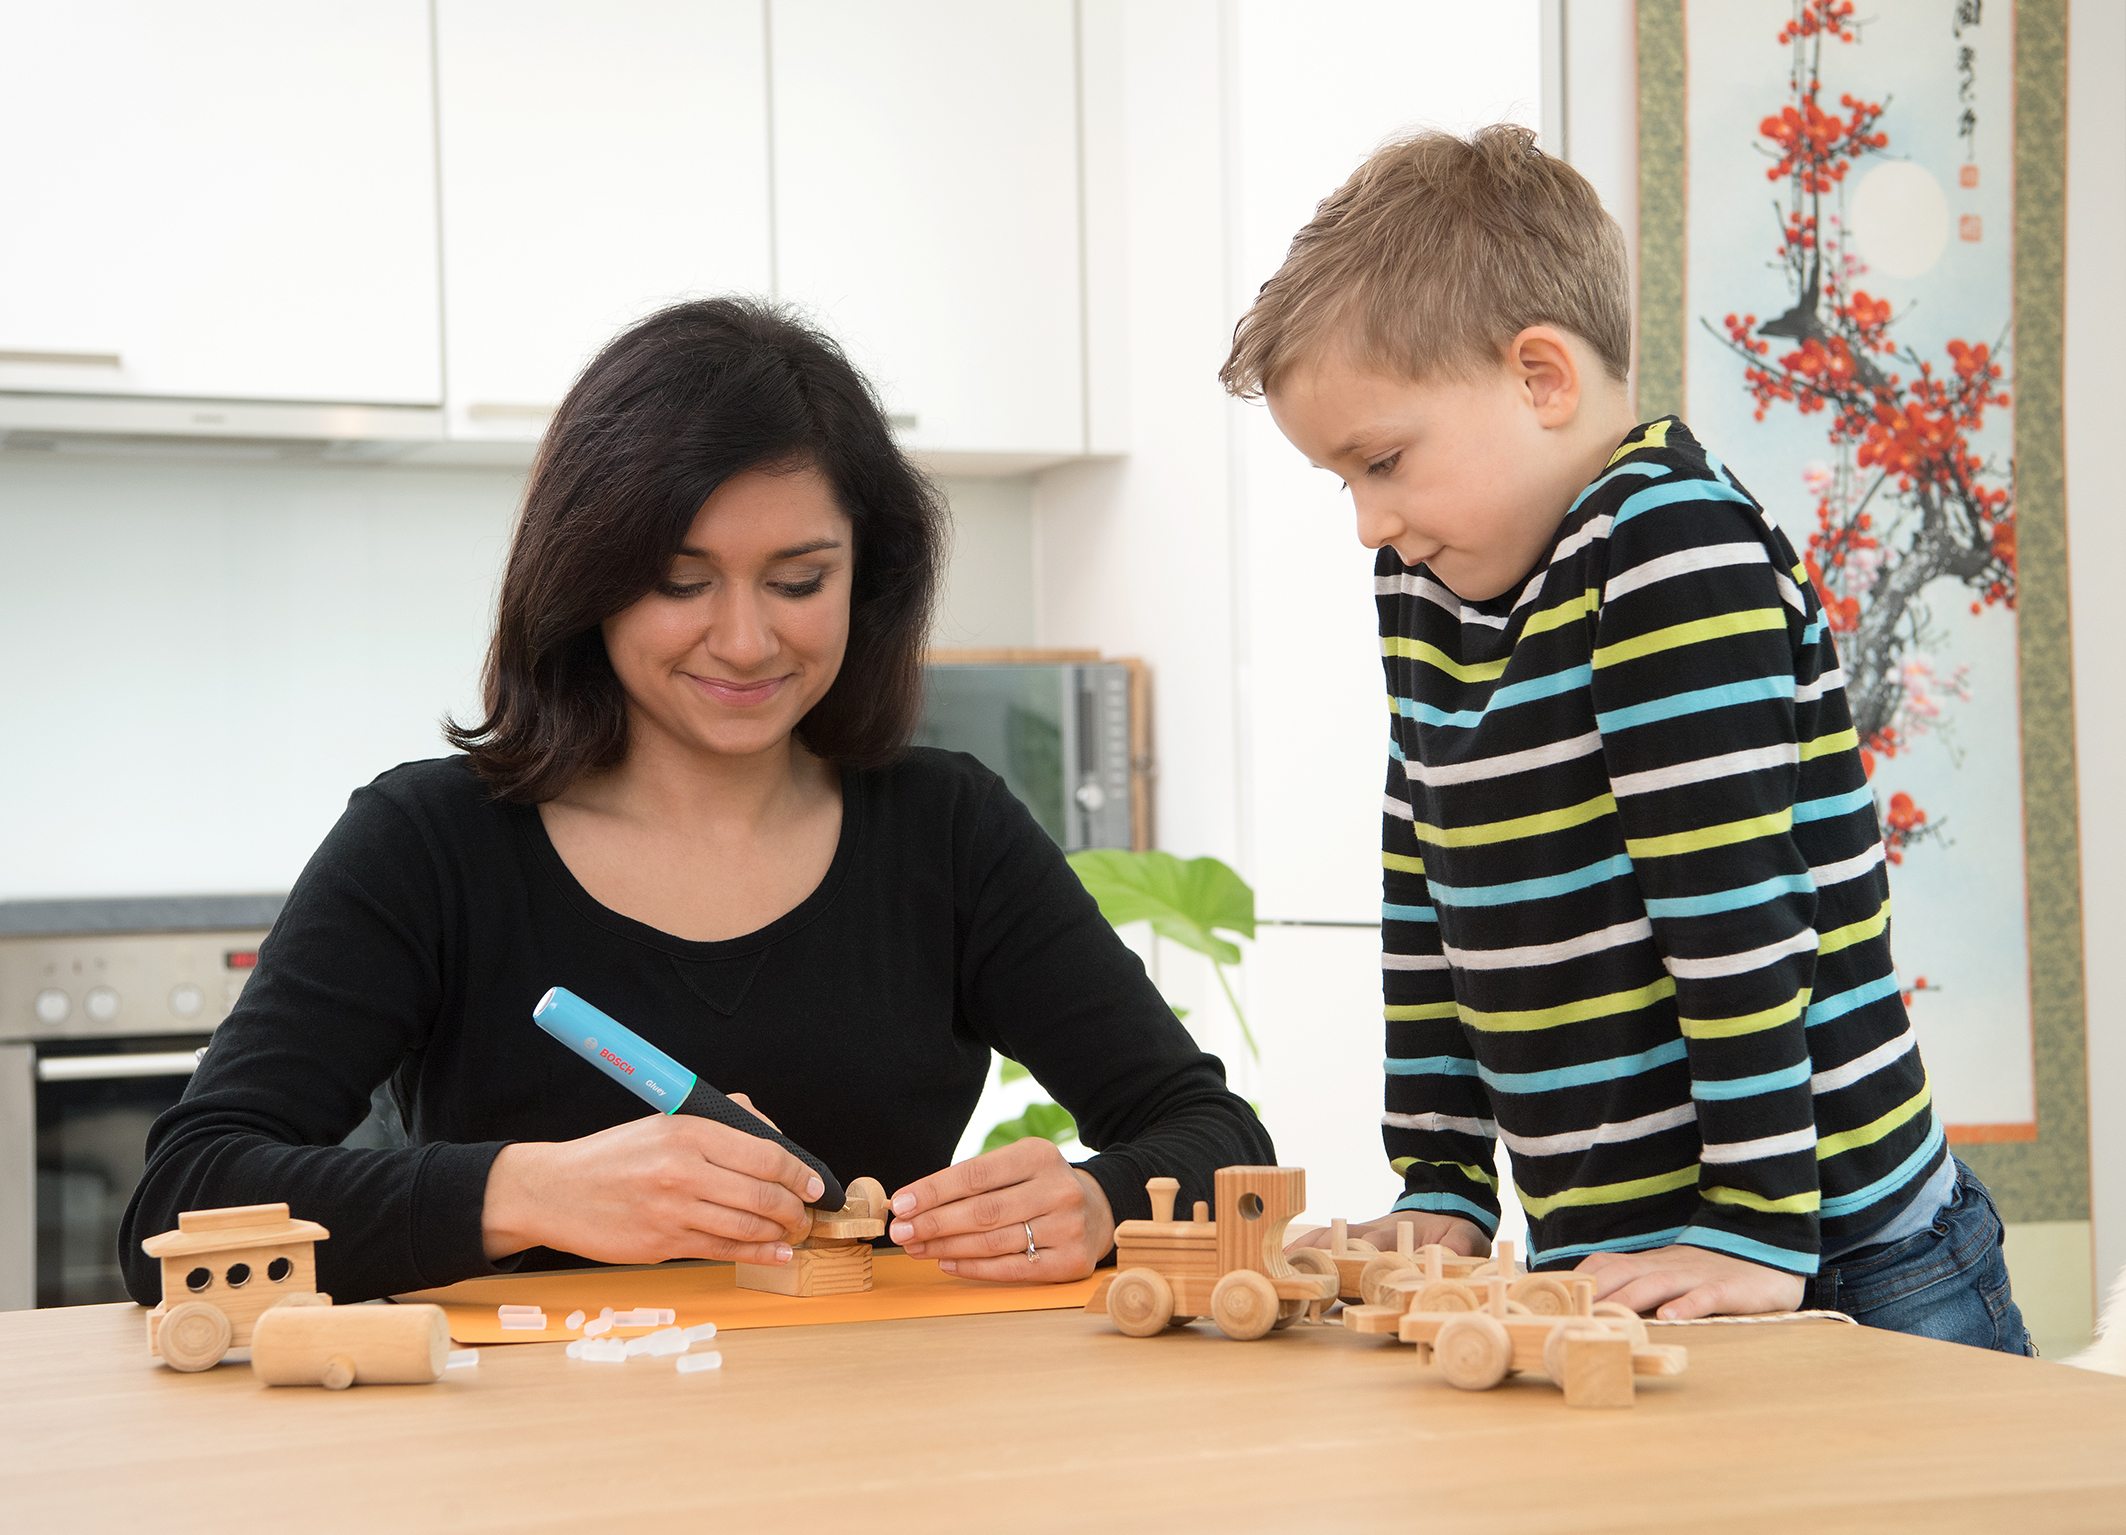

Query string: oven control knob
[169,984,204,1019]
[84,986,120,1023]
[34,988,69,1025]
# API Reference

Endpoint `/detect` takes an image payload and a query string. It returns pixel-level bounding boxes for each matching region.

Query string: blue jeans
[1802,1158,2034,1355]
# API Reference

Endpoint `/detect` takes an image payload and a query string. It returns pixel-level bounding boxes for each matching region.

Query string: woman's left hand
[889,1137,1116,1282]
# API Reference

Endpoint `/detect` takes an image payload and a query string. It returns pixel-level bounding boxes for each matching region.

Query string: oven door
[1,1036,207,1308]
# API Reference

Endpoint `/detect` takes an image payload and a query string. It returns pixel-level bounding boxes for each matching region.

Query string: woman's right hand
[480,1113,824,1265]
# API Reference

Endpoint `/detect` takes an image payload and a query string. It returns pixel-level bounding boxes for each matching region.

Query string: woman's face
[602,465,856,765]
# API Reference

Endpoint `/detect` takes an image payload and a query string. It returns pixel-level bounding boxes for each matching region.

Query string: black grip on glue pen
[677,1077,846,1211]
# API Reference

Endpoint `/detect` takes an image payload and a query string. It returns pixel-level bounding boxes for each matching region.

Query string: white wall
[1033,0,1545,1221]
[0,452,1035,900]
[2065,0,2126,1304]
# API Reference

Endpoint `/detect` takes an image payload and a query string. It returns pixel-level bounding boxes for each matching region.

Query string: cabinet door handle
[0,349,123,368]
[37,1051,200,1082]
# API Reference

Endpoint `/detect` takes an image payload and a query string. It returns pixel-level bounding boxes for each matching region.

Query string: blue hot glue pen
[531,985,844,1210]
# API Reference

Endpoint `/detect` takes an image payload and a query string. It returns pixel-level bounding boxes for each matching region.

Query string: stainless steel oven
[0,896,281,1310]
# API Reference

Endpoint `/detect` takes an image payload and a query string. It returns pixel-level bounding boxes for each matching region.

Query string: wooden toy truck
[736,1176,888,1297]
[1086,1168,1338,1341]
[1286,1217,1515,1309]
[1342,1240,1688,1406]
[141,1202,332,1371]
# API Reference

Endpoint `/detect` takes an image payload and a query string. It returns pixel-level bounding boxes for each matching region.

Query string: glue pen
[531,986,699,1113]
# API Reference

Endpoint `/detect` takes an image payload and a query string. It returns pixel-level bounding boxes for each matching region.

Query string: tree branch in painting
[1701,0,2014,873]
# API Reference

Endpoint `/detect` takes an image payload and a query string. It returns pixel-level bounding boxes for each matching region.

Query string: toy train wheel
[1542,1322,1614,1384]
[158,1301,233,1372]
[1271,1297,1308,1330]
[1106,1268,1175,1337]
[1433,1312,1513,1391]
[1509,1275,1574,1316]
[1591,1301,1650,1345]
[1210,1270,1280,1341]
[1287,1247,1336,1274]
[1358,1254,1419,1307]
[1415,1279,1477,1313]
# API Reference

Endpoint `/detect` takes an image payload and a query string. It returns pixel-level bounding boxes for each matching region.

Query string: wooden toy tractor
[1342,1240,1688,1407]
[1286,1217,1516,1310]
[141,1203,331,1371]
[1086,1168,1337,1341]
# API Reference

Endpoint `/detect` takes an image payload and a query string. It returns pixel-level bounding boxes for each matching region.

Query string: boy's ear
[1508,326,1581,426]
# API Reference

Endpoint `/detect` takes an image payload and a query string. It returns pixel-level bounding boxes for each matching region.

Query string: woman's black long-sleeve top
[118,750,1271,1304]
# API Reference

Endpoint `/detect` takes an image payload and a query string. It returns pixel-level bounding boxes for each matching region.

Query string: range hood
[0,392,536,467]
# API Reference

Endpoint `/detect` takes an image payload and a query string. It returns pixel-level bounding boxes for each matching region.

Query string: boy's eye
[1366,452,1402,477]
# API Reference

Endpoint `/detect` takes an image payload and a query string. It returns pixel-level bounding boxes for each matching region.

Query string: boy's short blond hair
[1220,124,1631,399]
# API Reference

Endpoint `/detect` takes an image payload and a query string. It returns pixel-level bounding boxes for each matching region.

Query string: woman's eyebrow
[673,537,846,561]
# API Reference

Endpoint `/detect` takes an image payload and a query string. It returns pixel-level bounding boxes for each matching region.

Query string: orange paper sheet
[395,1254,1101,1344]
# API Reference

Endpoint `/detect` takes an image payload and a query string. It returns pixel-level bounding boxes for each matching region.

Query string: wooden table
[4,1299,2123,1533]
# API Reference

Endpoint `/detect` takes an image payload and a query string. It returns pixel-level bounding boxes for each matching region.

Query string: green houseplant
[980,849,1257,1153]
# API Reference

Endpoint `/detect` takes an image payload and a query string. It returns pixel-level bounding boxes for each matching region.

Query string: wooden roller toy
[251,1302,452,1389]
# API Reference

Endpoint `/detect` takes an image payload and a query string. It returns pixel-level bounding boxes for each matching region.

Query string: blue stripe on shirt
[1819,1119,1945,1217]
[1480,1038,1690,1095]
[1529,1224,1689,1266]
[1678,1223,1820,1274]
[1806,972,1902,1028]
[1430,853,1636,909]
[1596,674,1795,733]
[1382,902,1439,923]
[1644,871,1815,920]
[1693,1058,1812,1101]
[1610,474,1753,529]
[1793,784,1874,823]
[1386,1054,1482,1077]
[1395,664,1593,729]
[1390,1191,1501,1234]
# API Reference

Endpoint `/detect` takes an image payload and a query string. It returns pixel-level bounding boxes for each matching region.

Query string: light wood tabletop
[3,1297,2123,1533]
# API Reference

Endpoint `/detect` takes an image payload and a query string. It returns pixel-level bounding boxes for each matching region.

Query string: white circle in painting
[1849,160,1949,279]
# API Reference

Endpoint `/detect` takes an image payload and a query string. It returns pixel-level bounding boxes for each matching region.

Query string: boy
[1223,125,2029,1348]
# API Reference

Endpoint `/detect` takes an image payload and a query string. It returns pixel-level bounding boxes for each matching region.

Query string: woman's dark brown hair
[446,298,946,802]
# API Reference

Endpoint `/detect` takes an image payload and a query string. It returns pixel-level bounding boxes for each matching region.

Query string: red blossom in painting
[1705,3,2014,913]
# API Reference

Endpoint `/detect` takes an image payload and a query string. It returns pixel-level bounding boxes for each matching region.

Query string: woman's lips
[688,673,787,706]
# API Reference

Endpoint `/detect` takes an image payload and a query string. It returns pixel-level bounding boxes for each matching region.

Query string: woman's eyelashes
[655,570,830,600]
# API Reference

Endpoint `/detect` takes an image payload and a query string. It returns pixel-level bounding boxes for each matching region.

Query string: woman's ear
[1509,326,1582,426]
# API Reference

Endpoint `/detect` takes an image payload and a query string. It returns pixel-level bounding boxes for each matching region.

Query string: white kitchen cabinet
[0,1,441,406]
[769,0,1085,456]
[434,0,773,441]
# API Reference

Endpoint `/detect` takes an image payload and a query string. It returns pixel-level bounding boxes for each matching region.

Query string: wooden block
[251,1303,450,1389]
[736,1242,874,1298]
[177,1203,289,1233]
[1561,1330,1635,1409]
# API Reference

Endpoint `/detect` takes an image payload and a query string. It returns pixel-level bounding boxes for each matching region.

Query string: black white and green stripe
[1379,417,1945,1275]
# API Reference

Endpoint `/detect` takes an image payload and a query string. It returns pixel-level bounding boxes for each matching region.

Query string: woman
[119,299,1270,1305]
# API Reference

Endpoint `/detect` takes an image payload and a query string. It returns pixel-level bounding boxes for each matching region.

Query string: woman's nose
[707,587,776,670]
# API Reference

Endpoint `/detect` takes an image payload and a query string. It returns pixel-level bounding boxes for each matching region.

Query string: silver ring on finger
[1023,1220,1038,1262]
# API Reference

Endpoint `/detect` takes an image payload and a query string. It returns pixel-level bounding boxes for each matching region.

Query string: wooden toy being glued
[1285,1217,1517,1310]
[1342,1240,1687,1407]
[1085,1168,1337,1341]
[735,1175,888,1297]
[140,1203,332,1372]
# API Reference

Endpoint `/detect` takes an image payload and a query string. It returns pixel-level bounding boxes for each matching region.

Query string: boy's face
[1265,346,1585,602]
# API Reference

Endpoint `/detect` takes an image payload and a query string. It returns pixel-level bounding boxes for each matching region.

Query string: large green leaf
[997,1057,1030,1084]
[981,1101,1077,1154]
[1065,850,1255,966]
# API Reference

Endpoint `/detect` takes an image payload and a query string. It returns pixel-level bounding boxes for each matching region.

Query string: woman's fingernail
[806,1177,825,1201]
[890,1193,915,1216]
[775,1244,793,1264]
[938,1260,957,1273]
[890,1221,914,1243]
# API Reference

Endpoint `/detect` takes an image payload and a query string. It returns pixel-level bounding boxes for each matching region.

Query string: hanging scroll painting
[1680,1,2030,1135]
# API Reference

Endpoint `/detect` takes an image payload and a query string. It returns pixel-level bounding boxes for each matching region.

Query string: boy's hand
[1576,1244,1804,1320]
[1286,1211,1490,1258]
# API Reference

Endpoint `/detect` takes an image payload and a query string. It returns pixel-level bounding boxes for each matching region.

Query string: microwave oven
[919,651,1150,852]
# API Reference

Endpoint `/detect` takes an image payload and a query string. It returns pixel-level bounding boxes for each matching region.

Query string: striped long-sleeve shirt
[1379,418,1945,1275]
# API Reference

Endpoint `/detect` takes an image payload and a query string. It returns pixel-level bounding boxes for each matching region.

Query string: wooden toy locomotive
[1085,1168,1337,1340]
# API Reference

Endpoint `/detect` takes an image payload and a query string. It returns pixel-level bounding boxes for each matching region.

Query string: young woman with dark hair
[120,300,1271,1305]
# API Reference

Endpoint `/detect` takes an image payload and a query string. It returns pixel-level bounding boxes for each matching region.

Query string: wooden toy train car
[1086,1168,1337,1341]
[141,1202,331,1371]
[1343,1240,1688,1407]
[1286,1217,1515,1308]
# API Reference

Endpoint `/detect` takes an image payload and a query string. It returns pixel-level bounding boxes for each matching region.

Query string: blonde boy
[1227,126,2027,1346]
